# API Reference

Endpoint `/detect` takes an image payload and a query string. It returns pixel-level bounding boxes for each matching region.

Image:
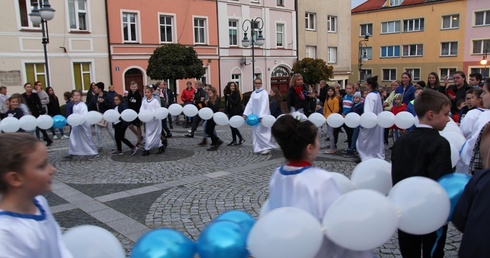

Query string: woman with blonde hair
[286,73,311,114]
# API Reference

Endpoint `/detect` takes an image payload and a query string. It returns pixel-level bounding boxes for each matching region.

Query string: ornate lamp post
[29,0,56,88]
[358,34,370,84]
[242,17,265,82]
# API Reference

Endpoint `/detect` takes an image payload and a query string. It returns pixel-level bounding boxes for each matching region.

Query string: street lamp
[242,17,265,82]
[358,34,370,84]
[481,48,488,80]
[29,0,56,88]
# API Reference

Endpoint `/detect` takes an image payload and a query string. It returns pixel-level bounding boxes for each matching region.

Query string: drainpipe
[104,0,114,86]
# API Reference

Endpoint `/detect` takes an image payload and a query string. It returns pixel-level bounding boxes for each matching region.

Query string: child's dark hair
[114,94,124,102]
[414,90,451,117]
[366,76,379,90]
[0,133,41,193]
[271,115,318,161]
[456,98,466,109]
[63,91,71,100]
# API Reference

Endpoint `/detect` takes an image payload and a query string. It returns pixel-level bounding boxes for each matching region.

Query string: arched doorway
[271,66,290,95]
[124,68,144,92]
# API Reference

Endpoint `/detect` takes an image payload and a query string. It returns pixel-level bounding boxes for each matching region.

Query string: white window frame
[328,47,337,64]
[229,19,238,46]
[403,18,424,32]
[23,61,47,86]
[276,23,284,48]
[71,60,94,92]
[360,69,372,82]
[382,68,397,81]
[380,45,401,58]
[360,23,373,37]
[231,73,242,92]
[402,44,423,57]
[67,0,89,31]
[277,0,284,6]
[17,0,40,29]
[193,16,208,44]
[305,12,316,31]
[472,39,490,54]
[306,46,317,58]
[475,10,490,26]
[327,16,337,33]
[381,20,401,34]
[440,41,458,56]
[441,14,460,29]
[158,13,175,43]
[405,68,421,81]
[362,47,373,60]
[388,0,403,7]
[440,68,457,81]
[121,11,140,43]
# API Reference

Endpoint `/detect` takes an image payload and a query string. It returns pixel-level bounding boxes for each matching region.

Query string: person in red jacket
[181,81,196,127]
[391,93,406,144]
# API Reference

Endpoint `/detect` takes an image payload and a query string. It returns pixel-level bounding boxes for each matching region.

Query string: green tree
[291,58,334,85]
[147,44,205,92]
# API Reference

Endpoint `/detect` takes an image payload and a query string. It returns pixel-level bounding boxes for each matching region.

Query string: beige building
[297,0,352,87]
[0,0,110,95]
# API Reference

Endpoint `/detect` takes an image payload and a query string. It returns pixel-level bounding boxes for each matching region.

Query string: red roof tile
[352,0,426,13]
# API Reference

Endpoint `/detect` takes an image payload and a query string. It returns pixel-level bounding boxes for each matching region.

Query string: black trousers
[230,126,243,142]
[205,119,219,144]
[398,225,448,258]
[190,115,201,135]
[35,127,51,142]
[114,123,134,152]
[161,118,171,136]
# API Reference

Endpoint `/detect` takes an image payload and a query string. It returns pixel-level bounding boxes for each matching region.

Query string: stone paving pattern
[43,121,462,257]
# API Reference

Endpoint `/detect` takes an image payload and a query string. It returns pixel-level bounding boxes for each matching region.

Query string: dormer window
[385,0,403,7]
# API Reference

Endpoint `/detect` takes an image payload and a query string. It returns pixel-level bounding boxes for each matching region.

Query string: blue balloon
[52,115,67,129]
[245,114,260,126]
[438,173,471,221]
[130,228,195,258]
[197,220,248,258]
[214,210,256,236]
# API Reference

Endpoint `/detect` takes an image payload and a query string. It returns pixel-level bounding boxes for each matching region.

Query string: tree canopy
[147,44,205,81]
[291,58,334,85]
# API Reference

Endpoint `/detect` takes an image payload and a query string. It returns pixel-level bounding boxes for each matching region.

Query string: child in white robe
[264,115,373,258]
[68,90,98,158]
[140,86,164,156]
[0,133,73,258]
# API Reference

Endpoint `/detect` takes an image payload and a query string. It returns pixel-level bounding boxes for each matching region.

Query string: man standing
[445,71,470,117]
[34,81,49,115]
[181,81,195,127]
[318,80,328,107]
[88,82,115,151]
[22,82,53,146]
[185,81,206,138]
[157,81,173,138]
[0,86,8,119]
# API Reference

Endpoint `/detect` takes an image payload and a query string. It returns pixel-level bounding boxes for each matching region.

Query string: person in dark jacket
[21,82,52,146]
[287,73,312,114]
[46,87,67,139]
[111,94,138,156]
[269,87,284,118]
[127,81,143,146]
[88,82,115,150]
[204,87,223,151]
[186,81,207,139]
[224,81,244,146]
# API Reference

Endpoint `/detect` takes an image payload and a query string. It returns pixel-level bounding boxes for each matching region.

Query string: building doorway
[270,66,290,95]
[124,68,144,92]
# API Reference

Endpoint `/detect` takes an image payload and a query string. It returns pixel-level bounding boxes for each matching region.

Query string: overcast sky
[352,0,367,8]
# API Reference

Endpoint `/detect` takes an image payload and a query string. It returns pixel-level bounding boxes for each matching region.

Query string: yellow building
[350,0,466,86]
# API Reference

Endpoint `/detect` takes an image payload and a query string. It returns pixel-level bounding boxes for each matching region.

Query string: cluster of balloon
[63,225,125,258]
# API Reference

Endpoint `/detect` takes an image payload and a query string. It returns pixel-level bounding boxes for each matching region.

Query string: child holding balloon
[67,90,98,159]
[0,133,74,258]
[266,115,373,258]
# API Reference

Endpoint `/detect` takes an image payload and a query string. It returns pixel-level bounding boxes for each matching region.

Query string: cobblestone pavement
[44,121,461,257]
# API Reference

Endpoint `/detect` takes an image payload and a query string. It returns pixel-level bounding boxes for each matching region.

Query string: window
[198,67,208,85]
[18,0,40,28]
[276,24,284,47]
[360,69,372,82]
[68,0,88,31]
[380,46,400,58]
[122,12,138,42]
[387,0,403,6]
[441,42,458,56]
[440,68,457,80]
[402,44,423,57]
[25,63,46,87]
[362,47,373,60]
[305,12,316,30]
[194,18,207,44]
[360,24,372,37]
[382,69,397,81]
[471,67,490,77]
[306,46,316,58]
[405,68,420,81]
[229,20,238,46]
[159,15,174,43]
[472,39,490,54]
[73,62,92,91]
[403,18,424,32]
[327,16,337,33]
[328,47,337,64]
[231,73,241,91]
[442,14,459,29]
[381,20,401,34]
[475,10,490,26]
[277,0,284,6]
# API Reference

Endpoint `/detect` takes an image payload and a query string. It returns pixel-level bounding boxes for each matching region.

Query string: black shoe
[170,126,173,129]
[46,139,53,146]
[156,146,165,154]
[166,133,172,138]
[215,139,223,147]
[142,150,150,156]
[207,145,219,151]
[238,138,245,145]
[185,133,194,138]
[227,141,237,146]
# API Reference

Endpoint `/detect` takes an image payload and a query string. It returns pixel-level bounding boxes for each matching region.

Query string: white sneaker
[53,135,59,140]
[260,149,271,155]
[62,135,69,139]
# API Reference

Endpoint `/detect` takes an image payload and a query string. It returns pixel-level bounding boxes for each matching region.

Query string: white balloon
[103,110,120,123]
[19,115,38,131]
[351,158,392,195]
[377,111,395,128]
[0,117,20,132]
[138,110,154,123]
[291,111,308,121]
[388,177,450,235]
[120,109,138,122]
[326,113,344,128]
[213,112,229,126]
[442,122,463,135]
[450,143,460,168]
[37,115,54,130]
[198,107,214,120]
[394,111,415,129]
[154,107,169,120]
[261,115,276,127]
[440,131,465,152]
[330,172,355,194]
[248,207,323,258]
[259,199,270,218]
[67,114,84,126]
[168,103,183,116]
[323,189,398,251]
[308,113,326,127]
[229,115,245,128]
[85,111,102,125]
[183,104,198,117]
[360,112,378,129]
[414,116,420,126]
[63,225,125,258]
[344,112,361,128]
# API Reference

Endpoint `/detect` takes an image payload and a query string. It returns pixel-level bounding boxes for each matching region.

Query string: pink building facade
[106,0,219,96]
[463,0,490,79]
